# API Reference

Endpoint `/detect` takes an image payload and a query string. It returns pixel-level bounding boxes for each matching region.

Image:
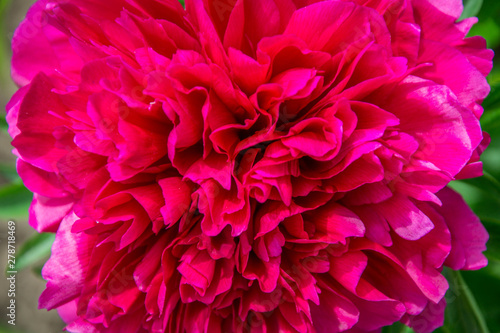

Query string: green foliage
[461,260,500,332]
[0,163,18,182]
[435,269,490,333]
[482,69,500,112]
[0,0,11,82]
[0,180,32,219]
[467,0,500,48]
[0,113,7,132]
[13,232,55,272]
[0,325,22,333]
[382,322,415,333]
[460,0,484,20]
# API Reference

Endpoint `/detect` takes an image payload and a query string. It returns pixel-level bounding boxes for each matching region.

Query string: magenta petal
[309,203,365,243]
[10,74,69,172]
[228,47,270,94]
[311,285,359,332]
[6,0,492,330]
[17,159,67,198]
[179,246,215,297]
[380,77,482,178]
[65,318,100,333]
[39,213,97,310]
[29,194,74,233]
[185,152,232,190]
[11,1,83,86]
[159,177,192,227]
[377,195,434,240]
[329,251,368,293]
[402,298,446,333]
[56,299,78,324]
[284,1,355,51]
[436,187,488,270]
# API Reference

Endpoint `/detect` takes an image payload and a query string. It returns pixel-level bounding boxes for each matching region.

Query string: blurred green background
[0,1,65,333]
[0,0,499,332]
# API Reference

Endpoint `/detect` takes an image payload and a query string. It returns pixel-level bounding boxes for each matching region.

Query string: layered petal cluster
[7,0,492,332]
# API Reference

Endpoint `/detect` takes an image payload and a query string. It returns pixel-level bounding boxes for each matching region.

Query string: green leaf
[480,139,500,184]
[0,113,7,133]
[0,163,19,183]
[460,0,484,19]
[31,264,44,278]
[178,0,185,7]
[382,322,415,333]
[436,269,490,333]
[0,0,10,16]
[468,17,500,48]
[482,68,500,112]
[13,232,55,271]
[457,172,500,199]
[467,0,500,48]
[0,181,32,219]
[481,218,500,262]
[460,261,500,333]
[0,325,23,333]
[480,107,500,132]
[0,0,12,84]
[449,175,500,223]
[483,88,500,112]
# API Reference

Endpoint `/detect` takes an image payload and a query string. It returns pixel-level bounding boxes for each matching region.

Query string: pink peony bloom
[7,0,492,332]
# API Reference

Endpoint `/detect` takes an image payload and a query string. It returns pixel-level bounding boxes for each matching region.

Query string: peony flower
[7,0,492,332]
